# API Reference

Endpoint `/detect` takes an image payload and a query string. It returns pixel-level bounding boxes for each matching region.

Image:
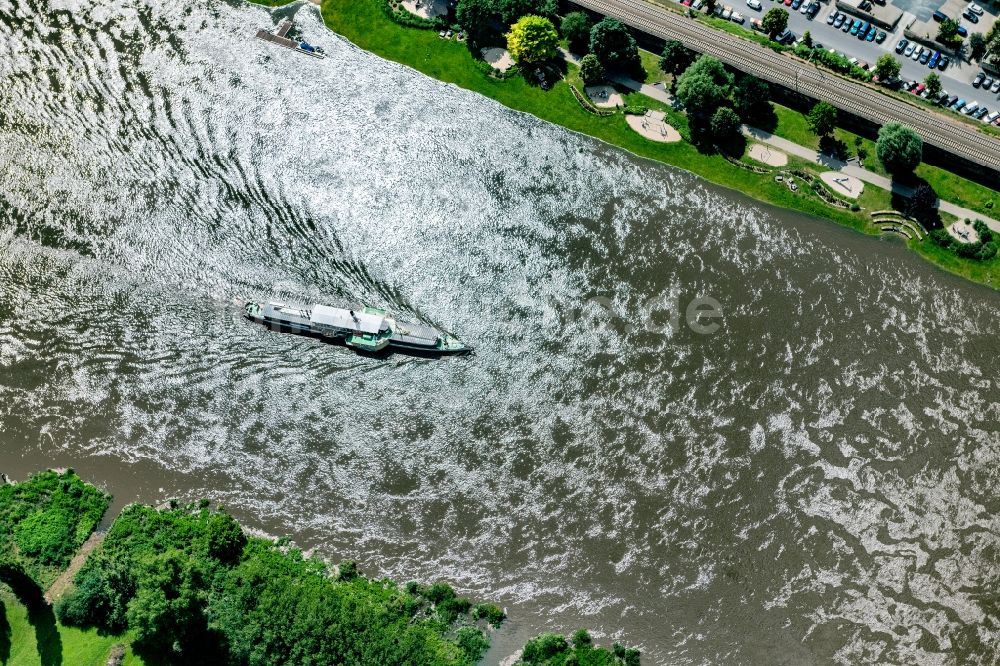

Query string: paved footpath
[559,50,999,232]
[741,127,1000,232]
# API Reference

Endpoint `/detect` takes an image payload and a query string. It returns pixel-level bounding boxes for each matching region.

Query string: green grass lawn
[256,0,998,288]
[767,103,999,217]
[0,588,143,666]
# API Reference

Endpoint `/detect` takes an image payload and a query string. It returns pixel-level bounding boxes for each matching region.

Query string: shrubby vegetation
[761,7,787,37]
[658,40,695,91]
[561,11,593,54]
[516,629,640,665]
[873,53,900,82]
[580,53,605,85]
[675,55,733,117]
[930,220,999,261]
[506,14,559,64]
[589,17,640,71]
[876,123,922,175]
[0,470,110,582]
[795,46,871,82]
[807,101,837,138]
[56,503,499,665]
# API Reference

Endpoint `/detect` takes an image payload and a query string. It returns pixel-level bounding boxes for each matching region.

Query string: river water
[2,0,999,663]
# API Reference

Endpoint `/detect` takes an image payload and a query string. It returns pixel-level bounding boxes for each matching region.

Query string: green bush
[929,221,998,260]
[473,602,507,627]
[623,104,648,115]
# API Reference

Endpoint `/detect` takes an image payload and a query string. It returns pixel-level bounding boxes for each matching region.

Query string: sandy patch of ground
[401,0,448,19]
[820,171,864,199]
[747,143,787,167]
[585,85,624,108]
[626,110,681,143]
[481,47,514,72]
[948,218,980,243]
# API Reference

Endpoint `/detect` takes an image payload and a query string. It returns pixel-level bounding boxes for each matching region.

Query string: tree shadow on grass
[744,102,777,133]
[0,597,11,664]
[0,568,61,666]
[717,132,747,158]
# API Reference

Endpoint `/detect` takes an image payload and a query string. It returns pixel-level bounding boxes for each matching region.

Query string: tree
[579,53,605,85]
[873,53,901,81]
[675,55,734,116]
[924,72,942,98]
[733,75,770,119]
[802,30,813,48]
[807,101,837,137]
[456,0,498,45]
[127,551,208,655]
[876,123,922,175]
[970,32,987,61]
[560,12,593,54]
[658,40,696,90]
[497,0,556,25]
[589,17,639,69]
[710,106,742,139]
[761,7,788,37]
[506,15,559,64]
[938,18,961,45]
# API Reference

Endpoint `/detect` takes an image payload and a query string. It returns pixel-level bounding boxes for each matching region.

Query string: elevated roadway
[569,0,1000,173]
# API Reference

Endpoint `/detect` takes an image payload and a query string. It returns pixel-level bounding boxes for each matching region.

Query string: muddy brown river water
[1,0,999,663]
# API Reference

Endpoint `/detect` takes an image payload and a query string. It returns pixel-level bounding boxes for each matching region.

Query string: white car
[693,0,704,9]
[991,80,1000,93]
[964,101,979,114]
[722,5,732,18]
[911,46,923,61]
[967,2,984,15]
[904,43,916,57]
[746,0,762,9]
[731,10,745,22]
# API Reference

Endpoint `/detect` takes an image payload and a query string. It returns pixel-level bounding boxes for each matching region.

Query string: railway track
[571,0,1000,172]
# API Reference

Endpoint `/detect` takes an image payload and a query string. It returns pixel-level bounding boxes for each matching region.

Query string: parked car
[866,26,878,41]
[791,0,802,10]
[957,25,968,37]
[913,83,925,94]
[963,101,979,114]
[859,0,872,10]
[991,80,1000,93]
[731,11,746,22]
[951,98,966,110]
[919,50,930,64]
[937,91,950,104]
[750,17,764,29]
[875,31,887,43]
[985,111,1000,124]
[911,46,924,61]
[944,94,959,107]
[967,2,984,15]
[808,2,820,16]
[721,5,732,18]
[827,10,838,23]
[932,10,948,21]
[774,28,792,42]
[850,20,862,35]
[747,0,762,9]
[974,72,986,87]
[904,43,916,57]
[963,11,979,23]
[974,106,990,119]
[895,38,908,53]
[982,77,994,90]
[938,55,950,70]
[928,51,940,68]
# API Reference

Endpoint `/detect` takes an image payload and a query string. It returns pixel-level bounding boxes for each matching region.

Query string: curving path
[568,0,1000,173]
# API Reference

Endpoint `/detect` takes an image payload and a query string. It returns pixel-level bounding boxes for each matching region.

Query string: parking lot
[695,0,1000,122]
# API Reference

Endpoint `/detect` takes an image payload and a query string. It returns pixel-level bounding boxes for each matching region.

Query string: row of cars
[827,12,888,43]
[900,79,1000,126]
[894,39,951,71]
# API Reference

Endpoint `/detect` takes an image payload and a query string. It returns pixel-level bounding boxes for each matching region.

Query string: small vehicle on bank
[944,94,959,107]
[951,98,966,111]
[963,101,979,115]
[974,106,989,119]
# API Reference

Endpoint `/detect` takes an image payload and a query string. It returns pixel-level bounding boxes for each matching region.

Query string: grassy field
[250,0,998,287]
[0,588,142,666]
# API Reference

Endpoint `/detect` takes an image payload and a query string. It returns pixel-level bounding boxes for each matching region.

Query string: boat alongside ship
[244,300,472,355]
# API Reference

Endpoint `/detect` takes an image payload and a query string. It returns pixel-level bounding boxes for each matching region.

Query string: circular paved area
[401,0,448,18]
[626,110,681,143]
[820,171,864,199]
[947,219,979,243]
[585,85,624,108]
[481,47,514,72]
[747,143,787,167]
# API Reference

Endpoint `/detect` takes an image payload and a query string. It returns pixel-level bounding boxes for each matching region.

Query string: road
[763,0,992,107]
[568,0,1000,172]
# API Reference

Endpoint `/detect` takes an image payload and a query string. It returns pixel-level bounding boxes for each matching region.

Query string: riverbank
[256,0,999,289]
